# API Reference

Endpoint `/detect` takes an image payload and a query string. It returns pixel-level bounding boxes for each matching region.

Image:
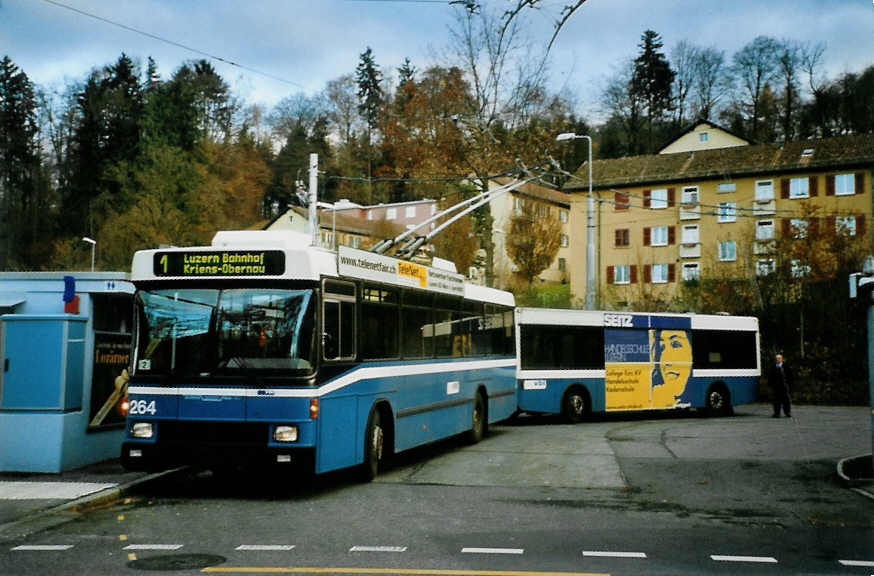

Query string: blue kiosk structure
[0,272,134,473]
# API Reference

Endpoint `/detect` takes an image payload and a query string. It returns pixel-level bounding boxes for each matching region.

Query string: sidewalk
[0,459,177,541]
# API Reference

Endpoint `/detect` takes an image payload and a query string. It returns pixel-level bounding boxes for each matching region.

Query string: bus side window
[323,280,356,361]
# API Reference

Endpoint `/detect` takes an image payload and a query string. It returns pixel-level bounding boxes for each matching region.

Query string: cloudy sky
[3,0,873,118]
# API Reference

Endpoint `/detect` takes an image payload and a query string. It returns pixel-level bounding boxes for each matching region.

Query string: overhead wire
[39,0,306,89]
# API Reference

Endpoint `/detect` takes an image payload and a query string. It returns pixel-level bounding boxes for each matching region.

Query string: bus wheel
[563,387,588,424]
[706,384,733,417]
[362,410,384,482]
[467,392,487,444]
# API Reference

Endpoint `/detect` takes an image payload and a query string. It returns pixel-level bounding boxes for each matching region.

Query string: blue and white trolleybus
[121,230,516,479]
[515,308,760,421]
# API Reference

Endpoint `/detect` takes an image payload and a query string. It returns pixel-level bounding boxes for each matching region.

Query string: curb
[0,466,187,541]
[836,454,874,501]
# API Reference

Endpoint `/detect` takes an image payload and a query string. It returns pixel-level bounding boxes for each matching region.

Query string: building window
[756,220,774,240]
[681,224,699,244]
[755,180,774,202]
[791,259,811,278]
[719,241,736,262]
[386,208,397,220]
[350,236,361,249]
[836,216,857,236]
[560,234,569,248]
[651,188,668,209]
[717,202,737,223]
[405,206,416,218]
[699,132,709,142]
[682,262,700,281]
[651,226,668,246]
[835,173,856,196]
[559,209,568,223]
[615,192,630,211]
[614,265,631,285]
[651,263,669,284]
[717,182,736,193]
[756,259,775,276]
[615,228,630,247]
[558,258,566,272]
[682,186,699,205]
[789,177,809,199]
[790,219,808,239]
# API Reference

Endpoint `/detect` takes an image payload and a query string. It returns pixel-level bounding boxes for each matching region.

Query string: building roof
[566,134,874,191]
[657,119,751,153]
[492,177,571,207]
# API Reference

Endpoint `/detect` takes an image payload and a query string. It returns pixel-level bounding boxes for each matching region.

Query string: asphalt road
[1,404,871,576]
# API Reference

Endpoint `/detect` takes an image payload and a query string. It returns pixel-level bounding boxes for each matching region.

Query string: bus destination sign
[153,250,286,277]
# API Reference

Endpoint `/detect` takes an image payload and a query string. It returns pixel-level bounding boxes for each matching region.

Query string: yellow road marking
[119,535,128,542]
[203,567,609,576]
[128,553,137,561]
[118,514,125,521]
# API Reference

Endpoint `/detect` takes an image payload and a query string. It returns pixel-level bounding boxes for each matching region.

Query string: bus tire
[467,391,487,444]
[706,383,733,417]
[562,386,589,424]
[362,409,384,482]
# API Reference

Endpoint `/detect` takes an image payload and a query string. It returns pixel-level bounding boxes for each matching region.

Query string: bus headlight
[131,422,154,439]
[273,425,298,443]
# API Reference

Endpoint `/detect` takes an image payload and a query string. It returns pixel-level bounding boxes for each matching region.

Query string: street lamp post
[81,237,96,271]
[556,132,595,310]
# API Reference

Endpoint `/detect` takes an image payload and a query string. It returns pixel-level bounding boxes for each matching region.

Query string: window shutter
[643,265,652,283]
[668,188,676,207]
[643,227,651,246]
[858,215,866,236]
[856,172,865,195]
[668,264,676,283]
[781,179,790,199]
[809,176,818,197]
[630,265,638,284]
[782,218,791,236]
[826,174,835,196]
[643,190,651,208]
[615,229,622,247]
[606,266,615,284]
[668,226,676,245]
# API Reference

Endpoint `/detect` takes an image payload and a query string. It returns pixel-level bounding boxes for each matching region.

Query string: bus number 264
[129,400,157,415]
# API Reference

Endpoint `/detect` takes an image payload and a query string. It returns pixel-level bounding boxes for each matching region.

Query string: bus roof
[515,307,758,331]
[130,230,514,306]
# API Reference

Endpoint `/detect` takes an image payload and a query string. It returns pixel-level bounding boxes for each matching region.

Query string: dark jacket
[769,362,793,395]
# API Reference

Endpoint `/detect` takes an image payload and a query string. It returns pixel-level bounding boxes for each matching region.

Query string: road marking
[11,545,74,551]
[839,559,874,567]
[350,546,408,552]
[128,553,137,561]
[0,481,115,500]
[123,544,183,551]
[203,568,609,576]
[583,551,646,559]
[236,545,297,551]
[461,548,524,555]
[711,555,777,564]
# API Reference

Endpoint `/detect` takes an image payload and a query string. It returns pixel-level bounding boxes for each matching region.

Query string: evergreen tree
[630,30,675,153]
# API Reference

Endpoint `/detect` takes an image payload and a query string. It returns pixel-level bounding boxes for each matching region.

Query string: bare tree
[732,36,780,140]
[324,74,360,148]
[775,40,802,141]
[692,46,728,121]
[268,92,326,142]
[671,40,697,126]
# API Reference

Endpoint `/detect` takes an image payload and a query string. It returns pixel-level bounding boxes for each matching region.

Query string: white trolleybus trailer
[121,230,516,479]
[515,308,761,422]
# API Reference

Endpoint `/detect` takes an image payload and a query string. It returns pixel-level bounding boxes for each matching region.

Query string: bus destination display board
[153,250,285,277]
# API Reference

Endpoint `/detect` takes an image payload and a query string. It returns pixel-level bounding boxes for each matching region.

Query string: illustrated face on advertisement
[651,329,692,407]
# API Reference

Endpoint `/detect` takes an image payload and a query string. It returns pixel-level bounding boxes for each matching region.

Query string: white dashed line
[583,550,647,559]
[236,545,296,551]
[11,545,74,551]
[839,559,874,567]
[349,546,407,553]
[461,547,524,555]
[123,544,183,551]
[711,555,778,564]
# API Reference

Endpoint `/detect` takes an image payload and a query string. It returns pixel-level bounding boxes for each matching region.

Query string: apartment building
[564,129,874,308]
[489,177,572,289]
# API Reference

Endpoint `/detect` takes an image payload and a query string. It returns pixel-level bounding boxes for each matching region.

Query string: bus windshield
[134,288,316,380]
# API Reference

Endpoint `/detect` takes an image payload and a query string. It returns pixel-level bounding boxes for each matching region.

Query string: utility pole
[309,153,318,247]
[556,133,595,309]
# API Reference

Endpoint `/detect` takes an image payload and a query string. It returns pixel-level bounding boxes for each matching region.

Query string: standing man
[769,353,793,418]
